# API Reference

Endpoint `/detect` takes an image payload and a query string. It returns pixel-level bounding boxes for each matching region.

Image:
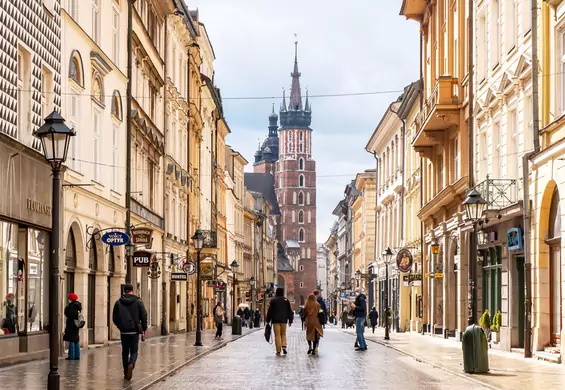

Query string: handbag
[264,323,273,344]
[317,310,327,325]
[74,312,86,329]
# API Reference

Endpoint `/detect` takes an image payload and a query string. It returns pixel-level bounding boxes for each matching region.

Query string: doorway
[550,245,562,347]
[516,256,525,348]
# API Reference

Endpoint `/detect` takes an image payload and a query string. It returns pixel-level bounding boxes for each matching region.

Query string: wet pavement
[344,327,565,390]
[0,328,255,390]
[151,325,489,390]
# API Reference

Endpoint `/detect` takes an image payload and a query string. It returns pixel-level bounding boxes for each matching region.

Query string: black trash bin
[462,324,489,374]
[232,316,242,335]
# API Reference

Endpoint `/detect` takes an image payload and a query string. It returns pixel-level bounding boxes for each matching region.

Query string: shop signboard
[131,228,153,244]
[507,227,523,251]
[396,248,413,273]
[171,272,188,281]
[101,231,130,246]
[133,251,151,267]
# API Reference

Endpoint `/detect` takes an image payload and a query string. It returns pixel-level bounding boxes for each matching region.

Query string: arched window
[298,228,305,242]
[298,210,304,223]
[288,132,293,152]
[299,175,305,187]
[92,73,104,105]
[69,51,84,87]
[65,230,77,268]
[299,131,304,152]
[111,90,122,120]
[298,192,304,205]
[298,158,304,170]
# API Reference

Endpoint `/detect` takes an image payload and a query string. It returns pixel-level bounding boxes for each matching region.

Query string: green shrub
[491,310,502,332]
[479,309,491,330]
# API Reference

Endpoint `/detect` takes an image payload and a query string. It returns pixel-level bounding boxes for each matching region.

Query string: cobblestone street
[151,325,489,390]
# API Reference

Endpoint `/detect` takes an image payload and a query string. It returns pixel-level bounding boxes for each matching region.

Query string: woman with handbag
[303,294,323,356]
[213,302,224,340]
[63,293,83,360]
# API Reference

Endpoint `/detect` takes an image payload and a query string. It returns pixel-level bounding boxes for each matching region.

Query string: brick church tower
[255,43,316,307]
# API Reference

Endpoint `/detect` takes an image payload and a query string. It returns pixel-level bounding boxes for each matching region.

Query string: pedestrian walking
[243,306,251,327]
[298,306,305,330]
[369,307,379,334]
[313,290,327,329]
[341,308,348,329]
[303,294,323,356]
[265,287,293,356]
[112,283,148,381]
[63,293,83,360]
[254,309,261,328]
[351,287,368,351]
[213,302,224,340]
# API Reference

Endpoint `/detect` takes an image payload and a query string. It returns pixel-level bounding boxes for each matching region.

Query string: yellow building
[401,0,470,338]
[324,224,339,316]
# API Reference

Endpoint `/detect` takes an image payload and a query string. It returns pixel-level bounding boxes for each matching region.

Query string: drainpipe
[524,0,541,358]
[161,15,169,336]
[125,0,133,285]
[419,27,426,336]
[185,46,192,333]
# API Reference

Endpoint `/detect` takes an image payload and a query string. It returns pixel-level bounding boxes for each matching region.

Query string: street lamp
[191,229,204,346]
[34,111,75,390]
[230,259,239,324]
[382,247,394,341]
[249,276,256,329]
[463,189,487,326]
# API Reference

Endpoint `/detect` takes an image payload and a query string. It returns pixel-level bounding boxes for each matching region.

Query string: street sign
[131,228,153,244]
[101,231,130,246]
[183,261,196,275]
[171,272,188,281]
[349,292,356,297]
[133,251,151,267]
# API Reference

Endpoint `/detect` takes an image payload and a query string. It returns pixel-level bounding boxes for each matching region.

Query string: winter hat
[68,292,78,302]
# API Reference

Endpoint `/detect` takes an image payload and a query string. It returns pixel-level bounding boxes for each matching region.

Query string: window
[41,67,54,119]
[306,192,310,205]
[299,175,305,187]
[521,0,531,35]
[301,247,305,258]
[112,8,119,65]
[307,248,311,258]
[436,156,443,192]
[478,12,487,80]
[27,228,49,333]
[93,110,101,181]
[299,265,304,272]
[69,52,83,87]
[490,0,500,67]
[149,161,155,209]
[492,122,501,178]
[149,85,157,119]
[0,222,21,336]
[505,0,517,52]
[300,282,304,288]
[299,131,304,152]
[298,158,304,170]
[92,74,104,105]
[507,109,519,178]
[298,228,305,242]
[308,210,311,223]
[69,94,80,171]
[298,192,304,205]
[288,132,293,152]
[298,210,304,223]
[292,210,296,223]
[112,125,119,191]
[452,137,459,181]
[17,48,31,140]
[67,0,78,20]
[111,90,122,120]
[92,0,101,44]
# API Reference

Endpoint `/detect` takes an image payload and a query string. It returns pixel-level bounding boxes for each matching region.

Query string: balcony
[473,177,518,211]
[413,77,460,153]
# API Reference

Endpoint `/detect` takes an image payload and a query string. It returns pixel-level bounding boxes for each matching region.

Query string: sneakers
[282,347,287,355]
[125,364,134,380]
[355,346,368,351]
[276,352,281,356]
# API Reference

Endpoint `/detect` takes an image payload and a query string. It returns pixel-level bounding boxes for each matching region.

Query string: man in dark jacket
[266,287,293,356]
[113,283,148,380]
[351,287,367,351]
[313,290,327,328]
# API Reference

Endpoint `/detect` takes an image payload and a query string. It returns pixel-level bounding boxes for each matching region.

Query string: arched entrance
[64,230,77,303]
[87,238,98,344]
[548,187,562,347]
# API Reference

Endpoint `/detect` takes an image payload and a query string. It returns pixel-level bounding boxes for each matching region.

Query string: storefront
[0,139,53,362]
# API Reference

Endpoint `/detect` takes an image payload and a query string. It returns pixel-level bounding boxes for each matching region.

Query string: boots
[311,341,318,356]
[307,341,312,354]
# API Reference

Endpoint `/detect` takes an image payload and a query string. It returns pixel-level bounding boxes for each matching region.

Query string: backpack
[74,312,86,328]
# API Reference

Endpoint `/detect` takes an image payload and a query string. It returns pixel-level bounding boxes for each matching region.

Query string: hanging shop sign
[409,274,422,287]
[507,227,523,251]
[101,231,130,246]
[396,248,413,273]
[184,261,196,275]
[171,272,188,281]
[339,292,346,298]
[403,275,410,287]
[200,258,214,280]
[133,251,152,267]
[214,280,227,292]
[131,228,153,244]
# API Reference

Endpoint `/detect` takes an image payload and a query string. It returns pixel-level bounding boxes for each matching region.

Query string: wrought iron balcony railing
[473,177,517,210]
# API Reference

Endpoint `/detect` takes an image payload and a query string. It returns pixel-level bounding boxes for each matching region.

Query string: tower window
[288,132,293,153]
[299,175,305,187]
[298,210,304,223]
[299,228,305,242]
[298,158,304,170]
[299,131,304,152]
[298,192,304,205]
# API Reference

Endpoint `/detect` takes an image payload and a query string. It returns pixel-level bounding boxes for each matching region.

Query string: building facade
[316,244,329,300]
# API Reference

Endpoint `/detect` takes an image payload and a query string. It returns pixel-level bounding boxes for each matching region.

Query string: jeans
[215,322,223,338]
[355,317,367,349]
[120,334,140,374]
[68,341,80,360]
[273,323,287,353]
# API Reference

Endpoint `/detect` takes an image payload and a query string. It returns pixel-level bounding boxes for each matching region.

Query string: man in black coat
[113,283,148,381]
[266,287,293,356]
[313,290,327,328]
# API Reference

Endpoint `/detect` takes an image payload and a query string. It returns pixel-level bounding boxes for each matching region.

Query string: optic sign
[133,251,152,267]
[183,261,196,275]
[101,231,130,246]
[396,248,413,274]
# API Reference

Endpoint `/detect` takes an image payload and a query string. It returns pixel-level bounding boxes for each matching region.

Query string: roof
[285,238,300,249]
[277,243,294,272]
[244,173,281,215]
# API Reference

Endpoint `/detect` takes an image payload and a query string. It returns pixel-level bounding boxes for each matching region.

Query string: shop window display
[27,229,48,333]
[1,222,20,336]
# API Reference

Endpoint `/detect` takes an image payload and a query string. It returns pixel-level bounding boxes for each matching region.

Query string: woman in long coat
[303,294,323,356]
[63,293,82,360]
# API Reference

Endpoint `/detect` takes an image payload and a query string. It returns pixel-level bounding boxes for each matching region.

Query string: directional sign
[101,231,130,246]
[133,251,151,267]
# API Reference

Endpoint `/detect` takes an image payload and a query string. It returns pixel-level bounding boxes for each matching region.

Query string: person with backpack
[266,287,293,356]
[63,293,83,360]
[213,302,224,340]
[112,284,148,381]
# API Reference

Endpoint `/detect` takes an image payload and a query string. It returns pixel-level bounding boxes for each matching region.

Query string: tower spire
[289,37,302,111]
[281,88,287,111]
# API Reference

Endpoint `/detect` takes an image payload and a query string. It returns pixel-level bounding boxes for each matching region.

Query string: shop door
[88,274,95,344]
[517,256,525,348]
[550,245,562,346]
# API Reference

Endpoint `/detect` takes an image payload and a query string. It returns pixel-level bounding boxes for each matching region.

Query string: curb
[340,330,500,390]
[137,329,259,390]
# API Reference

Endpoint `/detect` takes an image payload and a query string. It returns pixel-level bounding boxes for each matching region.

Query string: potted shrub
[490,310,502,343]
[479,309,491,340]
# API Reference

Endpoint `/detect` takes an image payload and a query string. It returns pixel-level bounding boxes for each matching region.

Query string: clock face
[184,261,196,275]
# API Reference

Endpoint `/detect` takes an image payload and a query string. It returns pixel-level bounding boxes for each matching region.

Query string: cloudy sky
[189,0,420,242]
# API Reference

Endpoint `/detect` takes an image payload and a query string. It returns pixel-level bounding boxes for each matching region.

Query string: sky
[188,0,420,242]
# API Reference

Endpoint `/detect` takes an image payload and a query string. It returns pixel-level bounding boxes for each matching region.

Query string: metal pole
[232,270,236,323]
[125,0,133,284]
[469,224,478,325]
[384,261,390,340]
[195,249,203,346]
[47,167,61,390]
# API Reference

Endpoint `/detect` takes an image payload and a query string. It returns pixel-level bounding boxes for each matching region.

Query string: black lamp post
[230,259,239,324]
[34,111,75,390]
[463,189,487,325]
[383,247,394,341]
[191,229,204,346]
